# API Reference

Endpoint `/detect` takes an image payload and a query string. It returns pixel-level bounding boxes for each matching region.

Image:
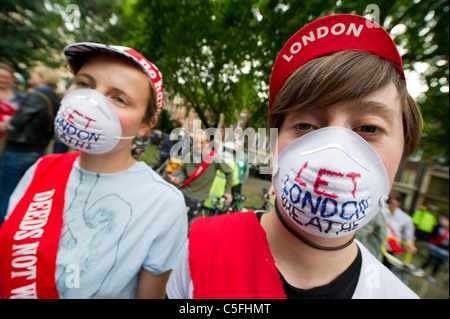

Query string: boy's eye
[359,126,378,134]
[295,123,314,130]
[114,96,127,105]
[77,81,90,88]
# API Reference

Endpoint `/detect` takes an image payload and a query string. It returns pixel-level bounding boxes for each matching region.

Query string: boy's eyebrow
[349,99,400,118]
[75,72,96,84]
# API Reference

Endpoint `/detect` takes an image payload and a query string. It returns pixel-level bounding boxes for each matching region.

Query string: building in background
[393,160,449,216]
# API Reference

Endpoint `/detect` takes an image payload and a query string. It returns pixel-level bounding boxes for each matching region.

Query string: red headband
[269,14,404,111]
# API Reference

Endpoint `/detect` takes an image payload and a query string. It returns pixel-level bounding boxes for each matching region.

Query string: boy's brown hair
[268,50,423,160]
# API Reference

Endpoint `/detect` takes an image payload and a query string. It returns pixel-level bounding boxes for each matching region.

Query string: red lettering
[61,105,71,118]
[83,116,96,130]
[295,162,309,187]
[66,110,96,129]
[345,172,361,199]
[314,168,344,199]
[297,164,362,199]
[67,110,83,125]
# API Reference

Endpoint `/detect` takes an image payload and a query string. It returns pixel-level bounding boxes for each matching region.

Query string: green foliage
[1,0,448,164]
[0,0,64,70]
[116,0,267,128]
[0,0,124,74]
[155,109,181,133]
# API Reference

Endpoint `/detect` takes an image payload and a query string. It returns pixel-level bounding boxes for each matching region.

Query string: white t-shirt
[382,207,416,243]
[167,239,419,299]
[6,158,188,299]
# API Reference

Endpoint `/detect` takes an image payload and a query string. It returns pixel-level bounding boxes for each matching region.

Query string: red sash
[0,100,17,139]
[189,212,286,298]
[386,224,404,253]
[429,228,449,246]
[0,100,16,117]
[0,151,79,299]
[180,150,216,189]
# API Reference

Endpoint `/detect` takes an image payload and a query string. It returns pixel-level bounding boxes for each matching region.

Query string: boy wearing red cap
[167,14,422,299]
[0,43,187,299]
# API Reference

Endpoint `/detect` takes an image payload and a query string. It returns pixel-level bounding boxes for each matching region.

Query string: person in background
[167,129,233,221]
[382,191,417,257]
[158,134,175,164]
[0,66,61,225]
[232,138,249,197]
[131,135,151,159]
[421,215,449,284]
[151,133,174,168]
[0,62,26,152]
[222,141,240,192]
[0,63,25,111]
[413,204,438,243]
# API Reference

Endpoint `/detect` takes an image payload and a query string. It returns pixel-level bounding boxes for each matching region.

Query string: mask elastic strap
[274,198,355,251]
[114,136,136,140]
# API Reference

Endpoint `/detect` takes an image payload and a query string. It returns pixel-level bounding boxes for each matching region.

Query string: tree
[116,0,269,128]
[116,0,448,163]
[0,0,64,70]
[1,0,124,76]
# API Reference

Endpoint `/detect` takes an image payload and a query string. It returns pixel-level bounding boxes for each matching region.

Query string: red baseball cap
[269,14,405,111]
[64,42,165,115]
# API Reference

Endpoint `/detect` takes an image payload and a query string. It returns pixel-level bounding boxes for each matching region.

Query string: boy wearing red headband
[167,14,422,299]
[0,43,187,298]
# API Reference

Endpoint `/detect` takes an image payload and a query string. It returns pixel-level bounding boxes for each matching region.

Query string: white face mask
[54,89,135,154]
[272,127,390,239]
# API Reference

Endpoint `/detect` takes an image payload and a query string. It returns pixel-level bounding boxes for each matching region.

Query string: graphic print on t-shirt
[55,171,132,298]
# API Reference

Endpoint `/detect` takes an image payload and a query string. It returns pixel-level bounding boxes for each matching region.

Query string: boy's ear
[138,115,158,138]
[149,115,158,129]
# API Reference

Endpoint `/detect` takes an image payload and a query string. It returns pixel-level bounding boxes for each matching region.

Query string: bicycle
[382,237,429,297]
[186,196,232,224]
[228,194,247,213]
